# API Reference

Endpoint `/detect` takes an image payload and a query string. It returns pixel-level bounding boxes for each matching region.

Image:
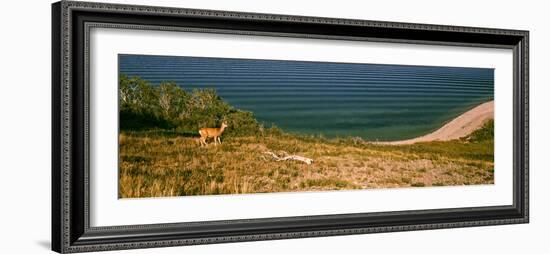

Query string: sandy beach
[379,100,494,145]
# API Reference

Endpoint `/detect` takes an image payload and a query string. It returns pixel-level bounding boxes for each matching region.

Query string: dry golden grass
[118,129,494,198]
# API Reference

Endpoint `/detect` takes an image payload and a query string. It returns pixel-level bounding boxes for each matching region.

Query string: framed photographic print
[51,1,529,253]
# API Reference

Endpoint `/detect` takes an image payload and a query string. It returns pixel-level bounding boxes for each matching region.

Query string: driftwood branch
[263,151,314,165]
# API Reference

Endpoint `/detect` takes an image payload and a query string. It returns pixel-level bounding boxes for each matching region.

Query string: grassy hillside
[117,75,494,198]
[119,122,493,198]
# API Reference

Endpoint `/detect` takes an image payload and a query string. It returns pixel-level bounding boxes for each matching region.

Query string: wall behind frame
[0,0,546,253]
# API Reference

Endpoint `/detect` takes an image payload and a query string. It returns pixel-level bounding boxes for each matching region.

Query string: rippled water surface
[119,54,494,141]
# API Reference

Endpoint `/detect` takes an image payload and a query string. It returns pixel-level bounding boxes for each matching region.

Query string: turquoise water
[119,54,494,141]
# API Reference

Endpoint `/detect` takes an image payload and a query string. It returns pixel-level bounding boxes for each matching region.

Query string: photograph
[118,54,495,198]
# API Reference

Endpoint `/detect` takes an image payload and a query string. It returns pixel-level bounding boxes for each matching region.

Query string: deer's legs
[199,136,223,146]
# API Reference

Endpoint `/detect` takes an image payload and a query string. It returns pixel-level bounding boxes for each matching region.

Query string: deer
[198,121,228,146]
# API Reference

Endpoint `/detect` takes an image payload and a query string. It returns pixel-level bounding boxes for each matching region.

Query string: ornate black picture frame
[52,1,529,253]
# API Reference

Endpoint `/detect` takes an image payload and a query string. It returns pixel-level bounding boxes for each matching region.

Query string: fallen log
[263,151,314,165]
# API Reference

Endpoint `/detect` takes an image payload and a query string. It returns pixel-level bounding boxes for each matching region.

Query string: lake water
[119,54,494,141]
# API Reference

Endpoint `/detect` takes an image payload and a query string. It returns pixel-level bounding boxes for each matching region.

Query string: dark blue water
[119,54,494,141]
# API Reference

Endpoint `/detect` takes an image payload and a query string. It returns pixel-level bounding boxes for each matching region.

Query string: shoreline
[376,100,494,145]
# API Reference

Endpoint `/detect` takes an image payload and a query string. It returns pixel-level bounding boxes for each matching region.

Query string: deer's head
[221,121,228,128]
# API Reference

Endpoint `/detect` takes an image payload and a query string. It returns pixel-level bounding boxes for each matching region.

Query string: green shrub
[119,75,261,136]
[467,120,494,142]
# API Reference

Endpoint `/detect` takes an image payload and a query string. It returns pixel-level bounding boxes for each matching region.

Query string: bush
[119,75,261,136]
[467,120,494,142]
[224,110,262,137]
